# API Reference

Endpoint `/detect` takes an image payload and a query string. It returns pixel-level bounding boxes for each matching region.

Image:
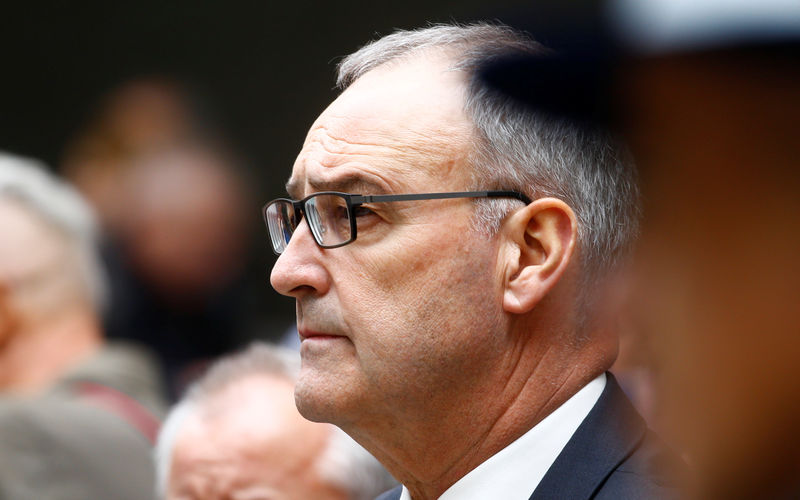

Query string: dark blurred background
[0,0,529,341]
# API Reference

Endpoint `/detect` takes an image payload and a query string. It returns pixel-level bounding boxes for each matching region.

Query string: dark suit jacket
[376,373,683,500]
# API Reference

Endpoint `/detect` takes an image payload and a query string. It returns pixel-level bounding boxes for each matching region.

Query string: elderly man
[265,23,681,500]
[0,152,166,500]
[156,342,396,500]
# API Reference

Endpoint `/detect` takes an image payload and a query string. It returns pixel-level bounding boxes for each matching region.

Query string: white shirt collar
[399,373,606,500]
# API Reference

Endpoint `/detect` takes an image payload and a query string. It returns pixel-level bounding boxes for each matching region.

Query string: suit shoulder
[596,430,686,500]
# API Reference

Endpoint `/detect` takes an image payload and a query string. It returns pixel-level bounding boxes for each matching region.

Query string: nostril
[269,247,329,298]
[290,284,316,295]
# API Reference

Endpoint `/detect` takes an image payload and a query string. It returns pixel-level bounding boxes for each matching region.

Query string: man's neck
[351,344,608,500]
[0,310,103,394]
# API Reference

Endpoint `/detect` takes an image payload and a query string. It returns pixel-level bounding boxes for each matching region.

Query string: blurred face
[123,152,249,301]
[270,54,509,429]
[167,376,347,500]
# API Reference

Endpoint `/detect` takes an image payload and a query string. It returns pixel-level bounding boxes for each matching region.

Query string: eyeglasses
[262,190,531,254]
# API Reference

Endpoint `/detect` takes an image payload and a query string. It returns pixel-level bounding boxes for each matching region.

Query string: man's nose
[270,218,330,298]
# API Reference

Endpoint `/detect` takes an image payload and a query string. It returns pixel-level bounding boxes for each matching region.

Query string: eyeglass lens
[265,201,295,253]
[265,194,353,253]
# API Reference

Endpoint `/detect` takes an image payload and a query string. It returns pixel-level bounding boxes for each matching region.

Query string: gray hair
[154,342,396,500]
[0,152,108,313]
[337,23,640,309]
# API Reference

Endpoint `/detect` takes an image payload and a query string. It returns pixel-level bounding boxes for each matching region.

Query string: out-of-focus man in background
[104,145,253,396]
[267,23,682,500]
[61,79,258,398]
[0,152,166,500]
[156,342,396,500]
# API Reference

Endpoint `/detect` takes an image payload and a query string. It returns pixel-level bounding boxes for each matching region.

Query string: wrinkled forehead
[287,53,475,198]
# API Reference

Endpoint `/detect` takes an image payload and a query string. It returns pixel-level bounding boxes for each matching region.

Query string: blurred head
[0,153,107,315]
[0,152,107,390]
[155,343,395,500]
[0,153,107,326]
[269,23,637,436]
[120,146,251,302]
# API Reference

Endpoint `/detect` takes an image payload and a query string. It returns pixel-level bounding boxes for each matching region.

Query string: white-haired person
[0,152,167,500]
[155,342,396,500]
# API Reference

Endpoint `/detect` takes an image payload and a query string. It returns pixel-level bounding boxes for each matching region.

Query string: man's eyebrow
[285,175,390,199]
[285,179,301,199]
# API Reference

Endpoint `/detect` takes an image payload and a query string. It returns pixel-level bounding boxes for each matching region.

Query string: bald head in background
[157,343,396,500]
[168,375,346,499]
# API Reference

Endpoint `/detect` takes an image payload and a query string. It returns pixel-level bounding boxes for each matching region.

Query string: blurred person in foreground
[265,23,683,500]
[155,342,396,500]
[480,0,800,498]
[0,152,167,499]
[621,5,800,498]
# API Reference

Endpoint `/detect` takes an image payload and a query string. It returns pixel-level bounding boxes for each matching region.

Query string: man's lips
[298,329,345,341]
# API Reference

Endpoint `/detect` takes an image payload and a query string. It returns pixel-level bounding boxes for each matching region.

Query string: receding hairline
[335,22,548,90]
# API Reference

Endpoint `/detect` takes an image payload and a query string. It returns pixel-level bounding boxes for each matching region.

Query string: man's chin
[294,373,345,424]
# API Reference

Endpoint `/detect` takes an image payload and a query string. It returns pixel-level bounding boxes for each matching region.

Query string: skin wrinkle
[308,123,411,156]
[309,118,464,164]
[425,341,535,488]
[529,358,579,424]
[474,340,576,475]
[431,331,572,489]
[293,135,466,199]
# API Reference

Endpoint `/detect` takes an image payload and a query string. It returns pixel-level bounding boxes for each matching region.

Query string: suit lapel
[528,373,647,500]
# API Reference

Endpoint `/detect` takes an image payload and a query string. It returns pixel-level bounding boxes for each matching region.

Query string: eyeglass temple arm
[352,190,532,205]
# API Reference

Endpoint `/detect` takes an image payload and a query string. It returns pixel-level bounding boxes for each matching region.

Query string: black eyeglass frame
[263,190,533,254]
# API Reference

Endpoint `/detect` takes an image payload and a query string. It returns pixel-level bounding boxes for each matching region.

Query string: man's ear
[500,198,578,314]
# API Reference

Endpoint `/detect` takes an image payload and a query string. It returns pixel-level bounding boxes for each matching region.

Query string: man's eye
[333,205,350,220]
[352,206,376,218]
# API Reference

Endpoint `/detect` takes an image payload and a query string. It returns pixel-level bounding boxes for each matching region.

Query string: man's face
[270,53,510,430]
[167,376,347,500]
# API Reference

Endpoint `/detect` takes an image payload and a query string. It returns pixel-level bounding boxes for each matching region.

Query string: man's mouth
[298,328,345,341]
